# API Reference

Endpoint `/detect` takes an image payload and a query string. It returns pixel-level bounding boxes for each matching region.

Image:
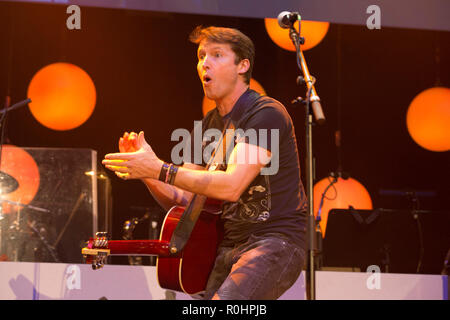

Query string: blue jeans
[203,233,305,300]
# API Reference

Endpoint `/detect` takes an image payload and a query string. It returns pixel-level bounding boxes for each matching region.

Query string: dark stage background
[0,3,449,273]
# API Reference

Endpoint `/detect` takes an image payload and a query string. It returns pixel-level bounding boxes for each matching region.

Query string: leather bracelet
[168,164,179,185]
[165,164,172,184]
[158,162,170,182]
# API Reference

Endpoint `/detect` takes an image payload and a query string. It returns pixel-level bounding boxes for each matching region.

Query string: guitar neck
[104,239,171,257]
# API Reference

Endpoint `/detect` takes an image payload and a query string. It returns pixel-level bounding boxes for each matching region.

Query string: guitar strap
[169,89,261,254]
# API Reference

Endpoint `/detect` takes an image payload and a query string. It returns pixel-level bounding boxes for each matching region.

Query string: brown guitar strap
[169,89,261,254]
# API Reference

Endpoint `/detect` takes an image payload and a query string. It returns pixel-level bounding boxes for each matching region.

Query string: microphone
[277,11,300,29]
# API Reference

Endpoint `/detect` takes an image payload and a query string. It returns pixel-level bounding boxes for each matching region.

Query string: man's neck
[216,83,249,117]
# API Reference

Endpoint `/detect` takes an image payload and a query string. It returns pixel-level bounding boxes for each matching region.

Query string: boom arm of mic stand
[289,26,325,125]
[297,50,325,124]
[0,98,31,115]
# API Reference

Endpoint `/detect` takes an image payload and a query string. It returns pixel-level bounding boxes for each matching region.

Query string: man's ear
[237,59,250,75]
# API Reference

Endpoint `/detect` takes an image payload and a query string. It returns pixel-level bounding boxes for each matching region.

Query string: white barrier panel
[0,262,446,300]
[0,261,306,300]
[316,271,448,300]
[0,261,168,300]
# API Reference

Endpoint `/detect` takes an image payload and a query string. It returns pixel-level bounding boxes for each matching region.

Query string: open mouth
[203,74,212,84]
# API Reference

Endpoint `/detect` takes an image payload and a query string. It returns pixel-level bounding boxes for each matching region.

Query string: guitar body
[157,205,223,295]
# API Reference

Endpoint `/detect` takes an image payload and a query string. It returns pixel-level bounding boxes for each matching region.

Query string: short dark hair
[189,26,255,85]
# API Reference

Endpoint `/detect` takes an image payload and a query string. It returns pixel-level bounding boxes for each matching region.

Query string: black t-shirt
[187,89,307,248]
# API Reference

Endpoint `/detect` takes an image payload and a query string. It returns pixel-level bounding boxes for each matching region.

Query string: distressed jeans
[203,233,305,300]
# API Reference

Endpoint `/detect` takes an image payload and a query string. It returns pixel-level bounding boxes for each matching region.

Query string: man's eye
[215,53,221,57]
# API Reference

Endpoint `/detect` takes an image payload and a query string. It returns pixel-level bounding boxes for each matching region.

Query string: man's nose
[201,55,210,70]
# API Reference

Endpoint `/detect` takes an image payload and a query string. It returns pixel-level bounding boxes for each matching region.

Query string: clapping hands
[102,131,163,180]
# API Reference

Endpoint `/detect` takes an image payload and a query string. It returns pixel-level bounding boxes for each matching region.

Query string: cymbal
[0,171,19,195]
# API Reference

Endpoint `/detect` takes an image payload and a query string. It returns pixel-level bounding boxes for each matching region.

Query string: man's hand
[102,131,163,180]
[119,131,140,153]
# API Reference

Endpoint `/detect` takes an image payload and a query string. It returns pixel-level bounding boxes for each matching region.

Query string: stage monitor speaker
[0,147,112,263]
[322,208,450,274]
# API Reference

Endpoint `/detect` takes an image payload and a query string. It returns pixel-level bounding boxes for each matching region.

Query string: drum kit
[0,171,58,262]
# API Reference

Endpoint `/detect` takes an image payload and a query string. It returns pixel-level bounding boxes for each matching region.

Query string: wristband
[168,164,179,185]
[158,162,170,182]
[165,164,172,184]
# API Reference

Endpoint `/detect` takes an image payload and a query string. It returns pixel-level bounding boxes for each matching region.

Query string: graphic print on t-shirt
[222,175,271,223]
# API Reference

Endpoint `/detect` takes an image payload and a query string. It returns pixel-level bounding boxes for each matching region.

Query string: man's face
[197,40,246,102]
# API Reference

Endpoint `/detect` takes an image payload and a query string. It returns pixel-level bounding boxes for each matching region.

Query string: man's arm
[140,162,202,211]
[171,142,270,202]
[111,131,201,211]
[103,132,271,203]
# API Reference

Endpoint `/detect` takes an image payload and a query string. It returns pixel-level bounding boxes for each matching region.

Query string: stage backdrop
[0,2,449,273]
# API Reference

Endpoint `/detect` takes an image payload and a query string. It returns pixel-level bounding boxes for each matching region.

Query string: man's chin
[204,91,217,101]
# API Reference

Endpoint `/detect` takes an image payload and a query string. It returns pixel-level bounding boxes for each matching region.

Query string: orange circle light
[313,176,373,237]
[0,145,40,213]
[264,18,329,52]
[406,87,450,152]
[27,62,96,131]
[202,78,267,116]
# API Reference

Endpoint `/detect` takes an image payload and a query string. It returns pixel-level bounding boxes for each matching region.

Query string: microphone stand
[288,17,325,300]
[0,98,31,115]
[0,98,32,170]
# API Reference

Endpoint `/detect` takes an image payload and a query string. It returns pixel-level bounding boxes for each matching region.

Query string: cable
[316,175,338,223]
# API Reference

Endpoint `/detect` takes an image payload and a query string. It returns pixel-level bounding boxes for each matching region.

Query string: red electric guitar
[82,199,223,295]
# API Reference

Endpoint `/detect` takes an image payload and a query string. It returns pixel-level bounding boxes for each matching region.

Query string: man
[102,26,307,300]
